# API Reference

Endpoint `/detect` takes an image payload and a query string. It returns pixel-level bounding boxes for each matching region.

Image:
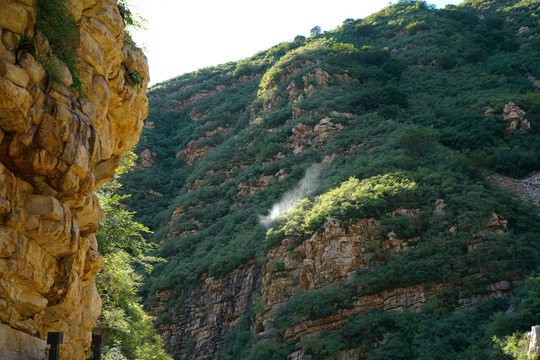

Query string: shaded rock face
[150,262,261,359]
[0,1,148,359]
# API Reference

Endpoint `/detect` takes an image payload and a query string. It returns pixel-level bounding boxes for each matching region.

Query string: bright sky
[129,0,463,85]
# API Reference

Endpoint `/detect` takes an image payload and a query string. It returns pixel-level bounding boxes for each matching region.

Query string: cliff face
[152,214,514,358]
[149,262,261,359]
[152,217,428,358]
[0,0,148,359]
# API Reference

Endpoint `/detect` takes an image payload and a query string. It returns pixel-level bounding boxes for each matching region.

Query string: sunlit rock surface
[0,0,148,358]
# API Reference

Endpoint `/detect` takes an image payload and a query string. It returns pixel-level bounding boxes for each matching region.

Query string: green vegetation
[273,283,355,330]
[119,0,540,357]
[34,0,81,91]
[218,276,540,359]
[95,154,171,360]
[118,0,146,32]
[20,0,144,92]
[268,173,417,244]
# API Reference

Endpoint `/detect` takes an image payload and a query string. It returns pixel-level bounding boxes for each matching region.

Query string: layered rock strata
[0,0,148,359]
[150,262,261,359]
[154,213,514,358]
[152,216,419,357]
[256,217,423,342]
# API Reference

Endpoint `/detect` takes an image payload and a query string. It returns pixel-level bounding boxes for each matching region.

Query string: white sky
[129,0,462,85]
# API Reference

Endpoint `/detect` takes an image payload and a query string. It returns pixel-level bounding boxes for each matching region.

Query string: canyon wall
[0,0,148,358]
[149,262,261,359]
[153,217,413,358]
[154,213,514,358]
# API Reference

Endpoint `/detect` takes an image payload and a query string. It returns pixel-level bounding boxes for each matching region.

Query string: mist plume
[259,166,322,227]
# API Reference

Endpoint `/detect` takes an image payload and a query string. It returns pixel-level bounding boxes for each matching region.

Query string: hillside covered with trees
[120,0,540,358]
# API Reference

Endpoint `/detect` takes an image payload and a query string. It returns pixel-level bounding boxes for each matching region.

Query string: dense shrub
[34,0,82,90]
[274,283,355,329]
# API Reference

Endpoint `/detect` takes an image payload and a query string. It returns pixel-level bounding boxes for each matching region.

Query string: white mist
[259,165,321,227]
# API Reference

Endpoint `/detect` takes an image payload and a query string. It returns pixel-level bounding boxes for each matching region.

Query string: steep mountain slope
[122,0,540,358]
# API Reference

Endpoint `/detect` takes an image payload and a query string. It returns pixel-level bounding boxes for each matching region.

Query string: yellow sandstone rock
[0,0,149,358]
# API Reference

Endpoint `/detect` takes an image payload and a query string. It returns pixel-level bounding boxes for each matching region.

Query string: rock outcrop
[150,262,261,359]
[256,217,421,340]
[0,0,148,359]
[528,325,540,358]
[302,68,330,96]
[176,140,212,165]
[484,102,531,134]
[153,210,514,358]
[313,117,345,141]
[175,128,229,166]
[137,148,158,169]
[170,85,226,111]
[502,102,530,134]
[289,123,313,155]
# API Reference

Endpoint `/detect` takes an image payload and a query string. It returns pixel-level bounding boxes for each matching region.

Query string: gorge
[121,0,540,358]
[1,0,540,359]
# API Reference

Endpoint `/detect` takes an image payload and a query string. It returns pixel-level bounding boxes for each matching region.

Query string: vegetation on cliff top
[120,0,540,357]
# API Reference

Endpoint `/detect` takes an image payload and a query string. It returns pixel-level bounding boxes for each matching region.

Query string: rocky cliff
[148,262,261,359]
[0,0,148,358]
[151,211,515,358]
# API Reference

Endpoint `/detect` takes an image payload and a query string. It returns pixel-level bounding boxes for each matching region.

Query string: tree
[397,127,434,158]
[294,35,306,43]
[310,26,321,37]
[95,152,171,360]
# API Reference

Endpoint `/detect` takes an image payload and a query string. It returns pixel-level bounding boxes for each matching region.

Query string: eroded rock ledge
[0,0,149,359]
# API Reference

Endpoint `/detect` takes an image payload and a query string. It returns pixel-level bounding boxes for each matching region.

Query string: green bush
[397,127,435,158]
[438,53,458,69]
[274,283,355,329]
[246,341,291,360]
[463,48,489,63]
[491,145,539,178]
[304,173,417,230]
[218,315,255,360]
[302,331,342,360]
[35,0,82,90]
